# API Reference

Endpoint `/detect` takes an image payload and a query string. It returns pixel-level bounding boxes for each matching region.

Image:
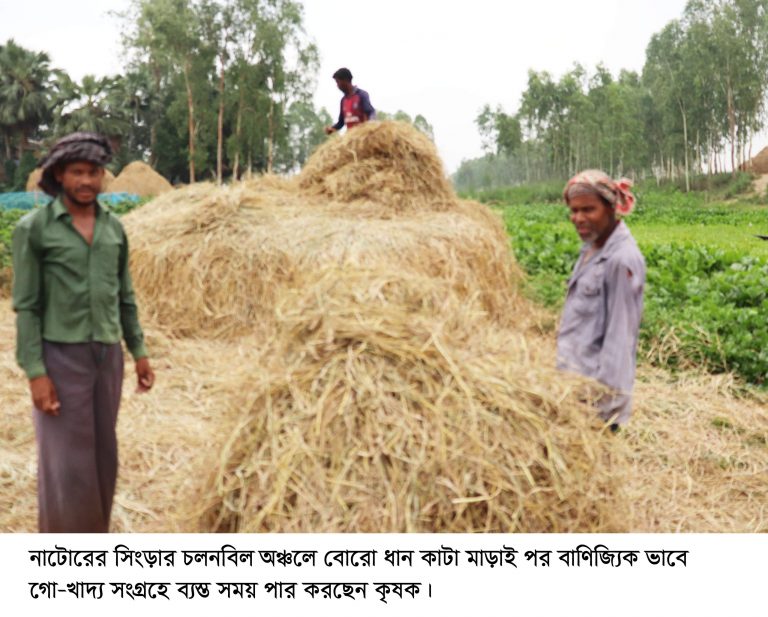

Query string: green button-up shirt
[12,196,147,379]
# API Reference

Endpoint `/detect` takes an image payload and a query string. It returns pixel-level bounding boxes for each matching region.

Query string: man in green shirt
[12,132,154,532]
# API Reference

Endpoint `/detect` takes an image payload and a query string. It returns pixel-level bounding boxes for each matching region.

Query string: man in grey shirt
[556,170,646,430]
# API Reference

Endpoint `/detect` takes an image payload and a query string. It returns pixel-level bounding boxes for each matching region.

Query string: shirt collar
[601,219,629,254]
[52,195,107,220]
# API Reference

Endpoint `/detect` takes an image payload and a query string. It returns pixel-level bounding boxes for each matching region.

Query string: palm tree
[54,74,130,139]
[0,39,55,159]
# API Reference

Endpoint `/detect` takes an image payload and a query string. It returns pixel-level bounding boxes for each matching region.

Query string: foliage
[459,0,768,193]
[0,208,26,272]
[376,110,435,140]
[499,187,768,385]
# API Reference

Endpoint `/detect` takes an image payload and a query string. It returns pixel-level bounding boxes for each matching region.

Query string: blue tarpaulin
[0,192,141,211]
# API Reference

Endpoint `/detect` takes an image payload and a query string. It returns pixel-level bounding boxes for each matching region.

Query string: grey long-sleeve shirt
[556,220,646,424]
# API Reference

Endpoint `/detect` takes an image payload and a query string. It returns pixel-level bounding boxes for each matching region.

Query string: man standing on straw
[557,170,645,431]
[325,67,376,134]
[12,132,154,532]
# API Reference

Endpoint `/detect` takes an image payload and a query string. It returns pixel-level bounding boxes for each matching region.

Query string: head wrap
[563,169,635,215]
[38,132,112,196]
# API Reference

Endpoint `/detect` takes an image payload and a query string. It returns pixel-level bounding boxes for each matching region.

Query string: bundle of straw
[202,268,626,532]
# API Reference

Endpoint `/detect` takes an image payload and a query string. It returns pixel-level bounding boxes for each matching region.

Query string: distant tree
[0,40,56,160]
[376,109,435,139]
[53,74,130,141]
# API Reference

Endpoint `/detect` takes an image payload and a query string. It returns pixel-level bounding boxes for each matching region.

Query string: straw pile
[124,183,522,338]
[118,121,628,532]
[203,268,625,532]
[744,146,768,174]
[298,121,456,213]
[25,167,115,192]
[110,161,172,197]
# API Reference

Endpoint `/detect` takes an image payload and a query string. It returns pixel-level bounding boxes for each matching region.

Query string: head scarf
[563,169,635,215]
[38,132,112,196]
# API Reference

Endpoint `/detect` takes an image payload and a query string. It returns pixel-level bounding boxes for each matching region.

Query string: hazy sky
[0,0,690,172]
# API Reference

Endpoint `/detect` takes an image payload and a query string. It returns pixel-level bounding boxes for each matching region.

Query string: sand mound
[110,161,172,197]
[297,121,455,212]
[25,167,115,192]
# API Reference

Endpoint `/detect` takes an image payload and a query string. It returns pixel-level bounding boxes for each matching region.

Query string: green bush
[499,198,768,386]
[461,180,565,205]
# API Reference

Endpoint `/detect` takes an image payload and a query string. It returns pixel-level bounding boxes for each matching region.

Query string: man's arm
[596,255,645,393]
[118,227,154,391]
[13,218,60,415]
[328,99,345,132]
[359,89,375,120]
[12,220,46,379]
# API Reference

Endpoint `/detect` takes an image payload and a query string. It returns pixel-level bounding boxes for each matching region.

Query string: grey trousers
[34,341,124,533]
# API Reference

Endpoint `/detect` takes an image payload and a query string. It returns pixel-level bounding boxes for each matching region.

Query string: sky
[0,0,692,173]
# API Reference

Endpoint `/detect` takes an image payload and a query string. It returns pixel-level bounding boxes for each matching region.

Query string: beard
[63,186,98,207]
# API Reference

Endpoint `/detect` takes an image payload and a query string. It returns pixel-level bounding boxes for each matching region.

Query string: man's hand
[324,126,337,135]
[30,376,60,416]
[135,357,155,393]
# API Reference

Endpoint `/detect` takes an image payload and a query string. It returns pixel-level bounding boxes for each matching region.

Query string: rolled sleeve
[12,221,46,379]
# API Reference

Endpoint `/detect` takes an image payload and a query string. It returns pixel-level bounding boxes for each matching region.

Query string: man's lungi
[34,341,124,533]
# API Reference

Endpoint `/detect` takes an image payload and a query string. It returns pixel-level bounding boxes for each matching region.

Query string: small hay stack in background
[110,161,172,197]
[25,167,115,192]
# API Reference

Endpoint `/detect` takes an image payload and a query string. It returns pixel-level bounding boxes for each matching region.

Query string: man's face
[55,161,104,207]
[568,192,616,244]
[334,78,352,94]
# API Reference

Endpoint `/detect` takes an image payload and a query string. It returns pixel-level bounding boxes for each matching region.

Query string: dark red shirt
[332,87,375,130]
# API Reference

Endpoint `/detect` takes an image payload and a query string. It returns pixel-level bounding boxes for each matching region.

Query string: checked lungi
[33,341,124,533]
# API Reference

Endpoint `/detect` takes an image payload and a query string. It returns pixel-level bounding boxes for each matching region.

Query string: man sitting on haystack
[12,132,154,532]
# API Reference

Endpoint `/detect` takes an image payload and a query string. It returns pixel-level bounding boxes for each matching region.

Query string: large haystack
[125,179,522,338]
[204,269,625,532]
[25,167,115,192]
[120,121,628,532]
[110,161,172,197]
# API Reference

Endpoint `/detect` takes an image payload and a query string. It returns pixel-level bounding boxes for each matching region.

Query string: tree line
[455,0,768,192]
[0,0,433,191]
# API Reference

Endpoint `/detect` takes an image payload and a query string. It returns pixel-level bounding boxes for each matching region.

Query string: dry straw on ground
[25,167,115,192]
[110,161,172,197]
[1,121,766,533]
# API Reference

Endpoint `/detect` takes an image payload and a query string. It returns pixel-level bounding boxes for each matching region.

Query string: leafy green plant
[499,194,768,386]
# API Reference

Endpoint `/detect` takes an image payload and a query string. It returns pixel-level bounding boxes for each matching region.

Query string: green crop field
[485,185,768,386]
